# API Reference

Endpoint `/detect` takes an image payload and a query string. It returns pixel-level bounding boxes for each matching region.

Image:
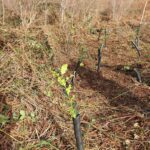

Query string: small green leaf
[66,84,72,96]
[36,140,51,148]
[71,95,75,101]
[30,112,36,122]
[80,62,84,67]
[0,114,9,125]
[19,110,26,120]
[66,77,69,81]
[69,100,77,118]
[60,64,68,75]
[44,91,52,97]
[57,77,66,87]
[51,70,59,78]
[124,65,131,71]
[30,112,35,118]
[69,108,77,118]
[47,91,52,97]
[13,112,19,120]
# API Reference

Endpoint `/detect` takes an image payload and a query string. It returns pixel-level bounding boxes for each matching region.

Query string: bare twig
[140,0,148,25]
[131,41,141,57]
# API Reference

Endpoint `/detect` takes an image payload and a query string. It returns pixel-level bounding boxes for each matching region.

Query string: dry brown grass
[0,0,150,149]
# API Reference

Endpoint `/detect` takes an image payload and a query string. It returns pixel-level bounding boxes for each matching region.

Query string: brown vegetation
[0,0,150,149]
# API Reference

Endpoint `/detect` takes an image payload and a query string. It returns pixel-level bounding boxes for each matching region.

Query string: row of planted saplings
[51,61,84,150]
[51,24,143,150]
[96,25,142,83]
[75,24,143,149]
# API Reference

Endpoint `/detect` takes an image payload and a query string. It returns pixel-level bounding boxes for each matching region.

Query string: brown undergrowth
[0,0,150,149]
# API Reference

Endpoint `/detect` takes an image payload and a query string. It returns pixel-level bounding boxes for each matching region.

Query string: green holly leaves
[51,64,69,88]
[60,64,68,75]
[66,84,72,96]
[51,64,77,118]
[57,76,66,87]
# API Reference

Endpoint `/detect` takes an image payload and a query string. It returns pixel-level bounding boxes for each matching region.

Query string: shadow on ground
[70,62,149,112]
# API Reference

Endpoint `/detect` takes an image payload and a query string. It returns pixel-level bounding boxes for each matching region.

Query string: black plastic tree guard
[73,114,84,150]
[97,44,103,72]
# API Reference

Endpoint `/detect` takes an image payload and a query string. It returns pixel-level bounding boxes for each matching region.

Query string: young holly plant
[51,64,78,118]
